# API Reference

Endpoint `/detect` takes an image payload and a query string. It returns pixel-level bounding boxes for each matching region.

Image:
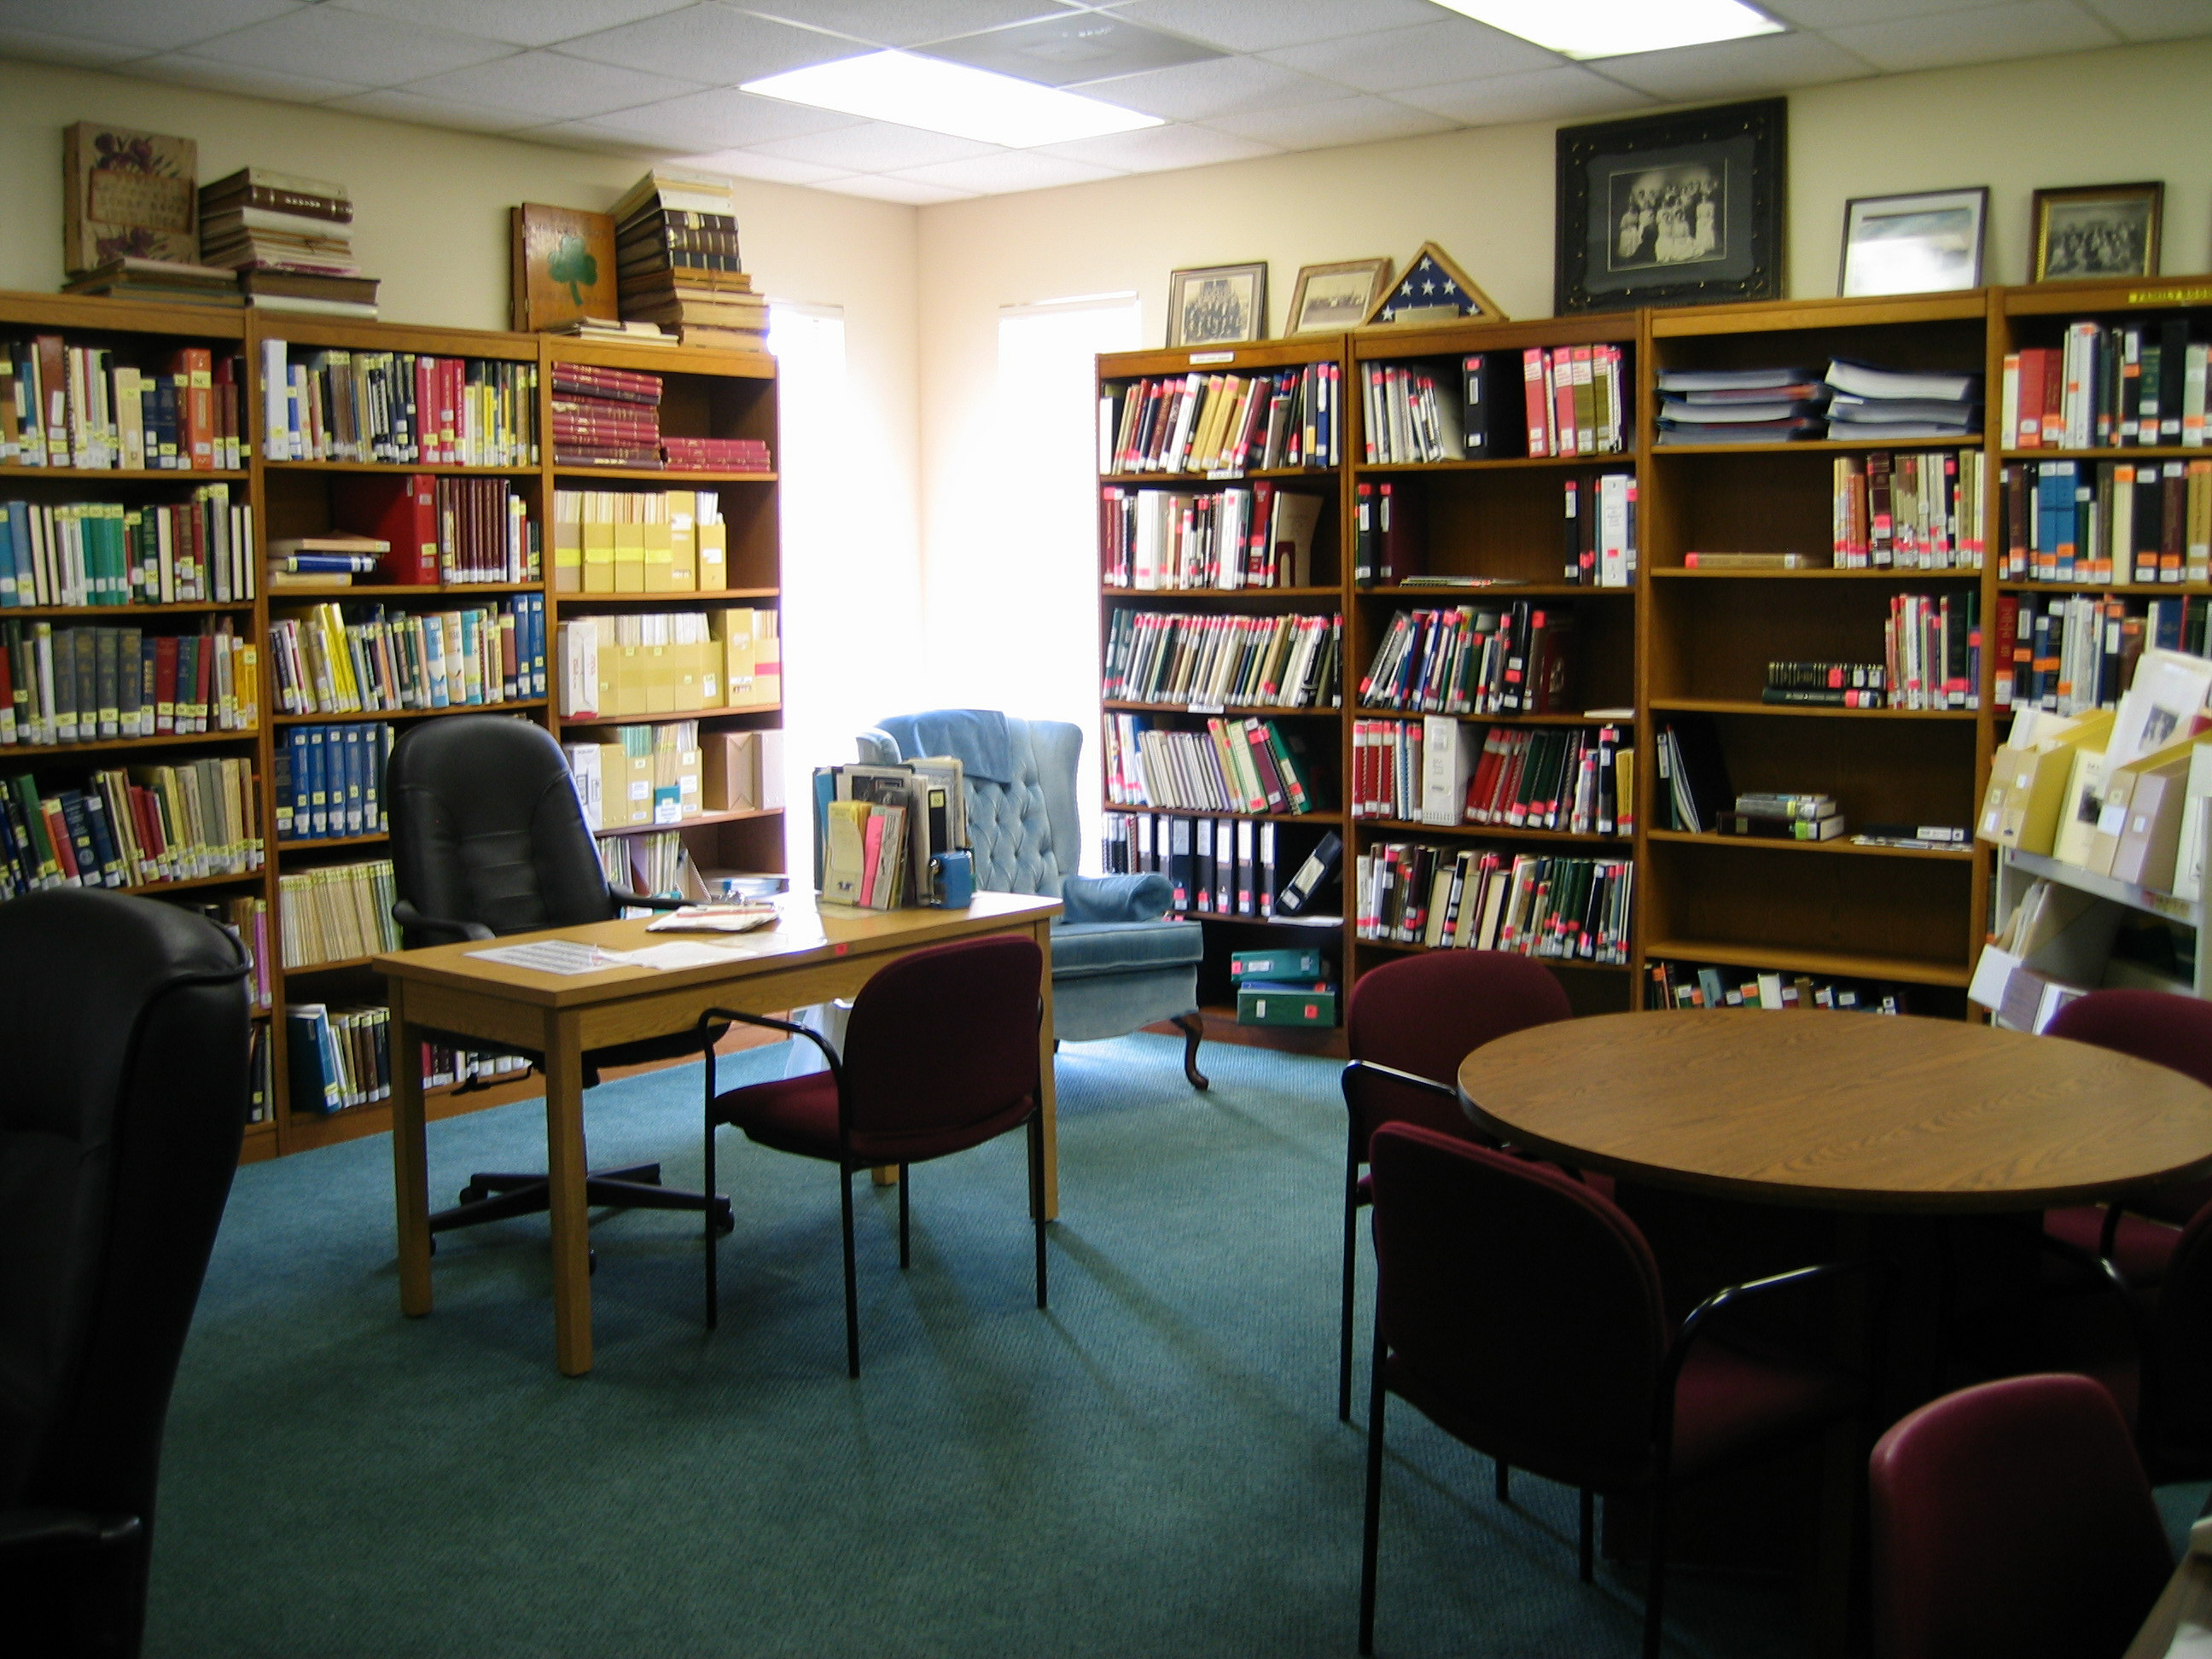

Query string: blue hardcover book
[423,614,448,707]
[533,594,548,696]
[306,725,329,837]
[460,609,481,704]
[79,783,125,886]
[373,724,393,830]
[7,503,31,604]
[343,723,365,835]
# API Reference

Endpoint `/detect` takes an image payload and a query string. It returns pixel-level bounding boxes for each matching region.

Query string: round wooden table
[1456,1010,2212,1213]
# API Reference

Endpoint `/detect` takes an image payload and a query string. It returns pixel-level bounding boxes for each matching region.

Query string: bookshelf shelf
[1643,937,1972,988]
[1,727,260,758]
[271,582,545,599]
[1997,446,2207,462]
[1107,803,1336,825]
[550,467,776,483]
[1358,582,1637,599]
[276,833,387,853]
[282,953,376,975]
[1644,829,1973,861]
[1650,697,1979,722]
[272,701,546,725]
[1353,706,1636,726]
[1998,580,2212,596]
[1650,568,1984,582]
[1356,934,1634,970]
[562,706,779,729]
[113,868,268,898]
[595,806,779,838]
[0,600,257,617]
[1353,452,1634,474]
[556,586,779,603]
[264,461,538,477]
[1651,437,1985,457]
[0,465,252,481]
[1100,466,1338,485]
[1356,818,1630,845]
[1101,585,1341,602]
[1103,699,1340,718]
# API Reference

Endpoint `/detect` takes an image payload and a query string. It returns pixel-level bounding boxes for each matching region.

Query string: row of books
[1763,661,1890,709]
[663,436,769,472]
[299,474,538,587]
[1352,718,1631,835]
[0,486,254,607]
[285,1004,391,1113]
[556,606,777,719]
[0,757,261,896]
[257,340,538,466]
[1101,364,1342,475]
[553,361,661,469]
[1098,483,1324,591]
[268,597,547,717]
[566,721,703,831]
[1832,451,1988,570]
[1992,591,2186,714]
[1657,359,1981,445]
[276,857,398,969]
[1355,843,1633,963]
[1101,715,1320,815]
[599,829,710,904]
[2005,322,2207,451]
[1351,474,1637,588]
[1102,609,1342,709]
[1097,811,1293,918]
[1885,593,1982,712]
[0,619,257,745]
[1999,457,2212,584]
[1359,602,1578,715]
[0,340,243,470]
[1360,346,1632,463]
[613,172,764,352]
[1710,790,1846,842]
[1644,958,1907,1013]
[551,487,730,594]
[273,724,395,842]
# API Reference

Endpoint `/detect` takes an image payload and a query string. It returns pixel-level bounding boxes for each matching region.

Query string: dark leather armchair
[385,715,730,1241]
[0,889,251,1658]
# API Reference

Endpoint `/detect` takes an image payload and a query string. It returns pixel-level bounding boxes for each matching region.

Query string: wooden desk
[1457,1010,2212,1213]
[375,891,1062,1376]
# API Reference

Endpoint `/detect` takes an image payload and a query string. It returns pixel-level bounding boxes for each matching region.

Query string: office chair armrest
[0,1510,140,1557]
[1340,1058,1459,1109]
[699,1008,845,1087]
[610,886,685,911]
[1663,1258,1889,1393]
[390,899,494,945]
[1060,872,1174,925]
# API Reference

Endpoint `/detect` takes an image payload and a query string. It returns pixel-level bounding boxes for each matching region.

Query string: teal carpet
[145,1034,2192,1657]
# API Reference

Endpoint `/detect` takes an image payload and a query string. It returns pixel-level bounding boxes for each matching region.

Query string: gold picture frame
[2032,181,2163,282]
[1286,258,1394,334]
[1167,262,1266,348]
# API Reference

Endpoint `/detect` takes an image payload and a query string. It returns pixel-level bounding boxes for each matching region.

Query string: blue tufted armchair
[859,710,1208,1087]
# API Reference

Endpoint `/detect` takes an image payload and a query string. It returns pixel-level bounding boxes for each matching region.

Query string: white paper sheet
[466,940,632,975]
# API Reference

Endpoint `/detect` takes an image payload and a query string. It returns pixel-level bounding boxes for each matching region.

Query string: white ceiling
[0,0,2201,203]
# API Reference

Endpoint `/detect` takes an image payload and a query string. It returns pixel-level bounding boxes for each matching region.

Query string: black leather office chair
[385,716,731,1242]
[0,889,250,1658]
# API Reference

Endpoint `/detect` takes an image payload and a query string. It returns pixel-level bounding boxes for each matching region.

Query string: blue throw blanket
[874,708,1016,783]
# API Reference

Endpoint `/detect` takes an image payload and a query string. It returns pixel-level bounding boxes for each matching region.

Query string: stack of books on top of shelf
[612,171,765,352]
[1656,367,1827,445]
[61,257,241,307]
[1714,791,1846,841]
[200,168,378,318]
[551,361,661,469]
[663,436,771,473]
[1824,358,1982,442]
[548,318,676,349]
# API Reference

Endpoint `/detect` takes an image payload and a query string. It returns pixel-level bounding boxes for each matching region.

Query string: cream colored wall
[914,35,2212,691]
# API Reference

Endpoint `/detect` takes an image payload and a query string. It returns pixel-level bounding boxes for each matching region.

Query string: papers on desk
[623,940,754,970]
[467,940,628,975]
[2124,1514,2212,1659]
[645,903,780,934]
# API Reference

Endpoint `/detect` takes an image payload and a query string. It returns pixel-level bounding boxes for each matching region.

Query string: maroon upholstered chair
[1868,1374,2171,1659]
[699,934,1047,1378]
[2043,990,2212,1286]
[1358,1124,1864,1659]
[1338,951,1573,1423]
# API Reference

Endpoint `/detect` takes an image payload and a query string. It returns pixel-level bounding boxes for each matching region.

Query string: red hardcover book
[191,632,212,731]
[2014,348,2046,449]
[333,473,439,584]
[166,347,213,469]
[1522,348,1550,458]
[1993,595,2018,707]
[152,636,177,734]
[2040,349,2067,447]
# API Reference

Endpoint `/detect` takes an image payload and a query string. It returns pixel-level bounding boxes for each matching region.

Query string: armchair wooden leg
[702,1120,720,1331]
[1339,1138,1363,1423]
[1358,1315,1388,1656]
[1170,1012,1209,1090]
[898,1164,910,1269]
[1027,1113,1048,1310]
[841,1168,860,1380]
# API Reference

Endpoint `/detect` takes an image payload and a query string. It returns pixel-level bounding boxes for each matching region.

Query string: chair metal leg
[1643,1476,1672,1659]
[1579,1489,1595,1583]
[702,1120,719,1331]
[1027,1113,1048,1310]
[841,1167,860,1380]
[1169,1011,1209,1090]
[1339,1138,1363,1423]
[898,1163,910,1269]
[1358,1315,1388,1656]
[1495,1459,1511,1504]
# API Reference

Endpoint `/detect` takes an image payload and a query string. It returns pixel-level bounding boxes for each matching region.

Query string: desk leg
[389,985,434,1318]
[544,1011,593,1377]
[1034,918,1059,1221]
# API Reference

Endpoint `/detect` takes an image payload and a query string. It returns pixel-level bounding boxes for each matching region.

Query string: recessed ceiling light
[1432,0,1785,61]
[741,51,1161,149]
[917,15,1225,89]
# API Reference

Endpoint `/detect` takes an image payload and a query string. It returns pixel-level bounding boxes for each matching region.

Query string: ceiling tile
[0,0,300,54]
[888,149,1121,192]
[399,48,708,116]
[1756,0,2024,24]
[1592,30,1879,98]
[1030,120,1277,171]
[583,86,862,148]
[1078,54,1341,119]
[1099,0,1441,54]
[555,3,856,80]
[182,4,515,84]
[748,119,1004,170]
[1395,63,1655,124]
[1823,0,2121,69]
[125,53,371,102]
[0,24,149,67]
[328,1,697,48]
[736,2,1083,49]
[326,86,544,130]
[1262,18,1560,92]
[812,172,978,204]
[919,11,1223,84]
[667,146,855,183]
[1205,94,1458,148]
[514,119,665,151]
[2075,0,2212,41]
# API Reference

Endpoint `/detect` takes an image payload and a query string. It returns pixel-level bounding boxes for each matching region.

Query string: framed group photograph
[1286,258,1393,334]
[1555,97,1786,315]
[2033,181,2163,282]
[1838,187,1988,298]
[1167,262,1266,348]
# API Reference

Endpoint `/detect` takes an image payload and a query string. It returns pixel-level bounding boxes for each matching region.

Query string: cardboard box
[2112,760,2192,888]
[643,516,672,592]
[697,521,726,591]
[1237,981,1339,1027]
[1976,709,2114,853]
[582,513,614,593]
[703,731,761,812]
[614,520,645,592]
[1967,946,2091,1033]
[2085,733,2199,876]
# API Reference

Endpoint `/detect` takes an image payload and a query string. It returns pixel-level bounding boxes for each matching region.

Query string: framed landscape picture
[1555,97,1786,314]
[1167,262,1266,348]
[2033,181,2163,282]
[1838,187,1987,297]
[510,202,619,333]
[1287,258,1392,334]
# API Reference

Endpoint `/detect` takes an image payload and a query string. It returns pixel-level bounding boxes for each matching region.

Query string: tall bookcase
[0,290,782,1162]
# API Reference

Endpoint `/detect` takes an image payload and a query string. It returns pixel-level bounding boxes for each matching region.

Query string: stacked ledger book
[61,257,240,307]
[1656,367,1828,444]
[1822,358,1982,441]
[200,169,377,317]
[613,172,764,351]
[551,362,660,469]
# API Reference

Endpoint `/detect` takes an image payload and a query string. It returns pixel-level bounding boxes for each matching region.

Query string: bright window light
[1433,0,1784,60]
[742,51,1161,148]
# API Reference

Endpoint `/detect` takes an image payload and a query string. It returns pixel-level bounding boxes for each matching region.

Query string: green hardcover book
[1228,946,1326,981]
[1237,980,1339,1027]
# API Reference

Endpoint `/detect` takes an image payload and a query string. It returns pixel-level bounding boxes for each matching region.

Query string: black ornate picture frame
[1555,97,1787,315]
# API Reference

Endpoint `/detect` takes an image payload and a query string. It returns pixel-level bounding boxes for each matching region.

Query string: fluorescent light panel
[742,51,1161,149]
[1432,0,1784,60]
